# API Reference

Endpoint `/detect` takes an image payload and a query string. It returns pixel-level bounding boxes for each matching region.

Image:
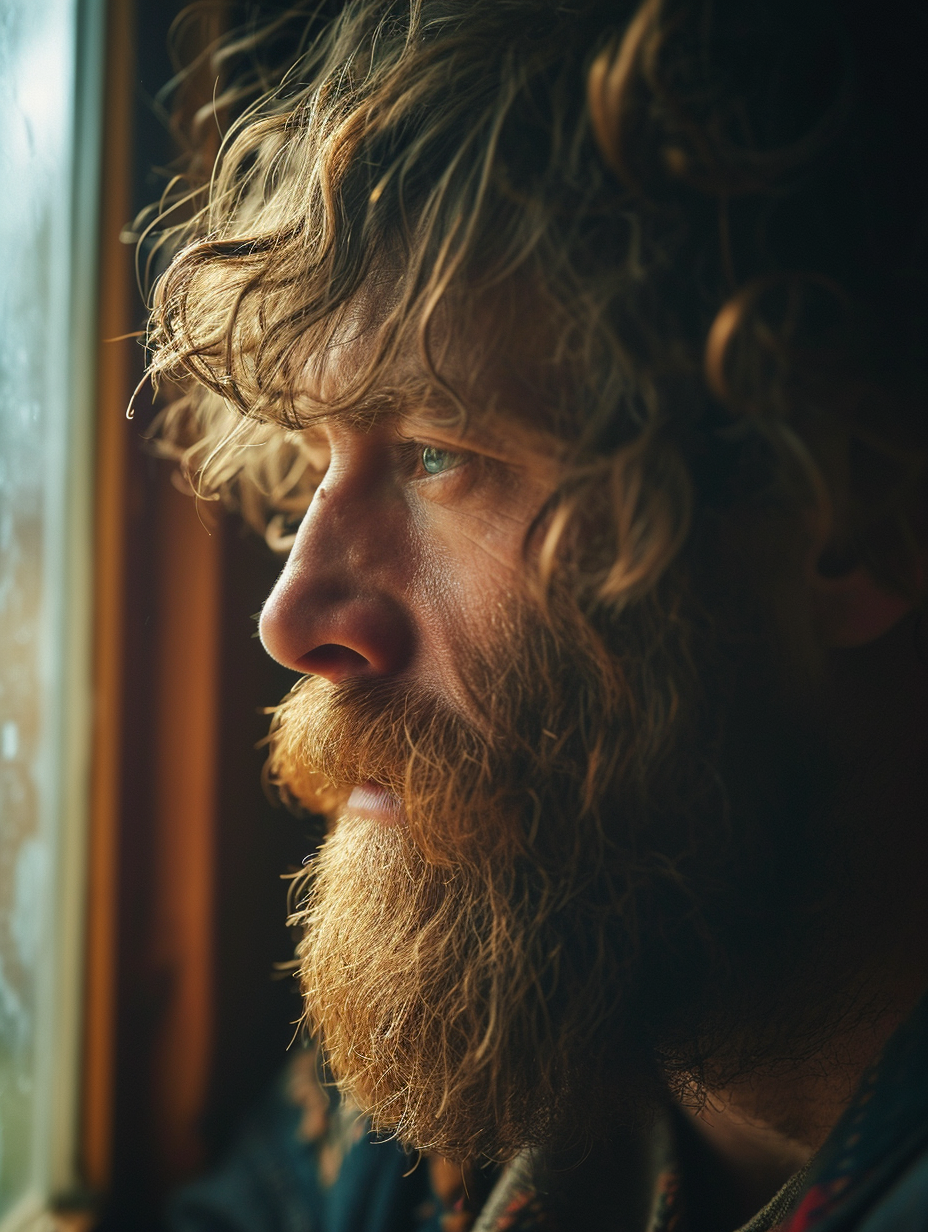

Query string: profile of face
[256,311,840,1162]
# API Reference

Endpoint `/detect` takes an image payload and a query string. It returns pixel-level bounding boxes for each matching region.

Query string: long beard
[270,598,833,1160]
[297,814,632,1159]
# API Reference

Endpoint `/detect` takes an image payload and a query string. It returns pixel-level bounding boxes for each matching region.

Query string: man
[155,0,928,1227]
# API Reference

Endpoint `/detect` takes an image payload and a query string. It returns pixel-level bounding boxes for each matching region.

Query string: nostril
[297,643,371,682]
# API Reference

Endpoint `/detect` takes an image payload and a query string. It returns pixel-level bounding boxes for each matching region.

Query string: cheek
[406,503,531,690]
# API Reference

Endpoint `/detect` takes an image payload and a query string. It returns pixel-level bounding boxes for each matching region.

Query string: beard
[268,592,842,1161]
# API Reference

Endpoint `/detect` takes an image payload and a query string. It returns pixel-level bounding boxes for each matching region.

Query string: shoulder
[853,1143,928,1232]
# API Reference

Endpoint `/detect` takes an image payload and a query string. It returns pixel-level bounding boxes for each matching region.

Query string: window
[0,0,104,1225]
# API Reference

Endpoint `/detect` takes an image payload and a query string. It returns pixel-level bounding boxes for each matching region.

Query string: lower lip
[346,781,404,824]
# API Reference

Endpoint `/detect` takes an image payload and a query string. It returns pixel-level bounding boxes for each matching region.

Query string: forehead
[299,271,571,445]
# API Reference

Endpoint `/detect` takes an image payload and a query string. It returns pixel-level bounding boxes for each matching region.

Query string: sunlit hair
[146,0,927,606]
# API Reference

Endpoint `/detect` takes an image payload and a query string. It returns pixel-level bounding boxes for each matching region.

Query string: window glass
[0,0,102,1218]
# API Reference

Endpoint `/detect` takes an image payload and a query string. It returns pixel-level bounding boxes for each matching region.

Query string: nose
[259,476,415,684]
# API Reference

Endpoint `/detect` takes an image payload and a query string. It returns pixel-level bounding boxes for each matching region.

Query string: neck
[680,958,927,1230]
[681,608,928,1228]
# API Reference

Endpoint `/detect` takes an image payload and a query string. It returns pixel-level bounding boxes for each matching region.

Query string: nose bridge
[258,441,416,679]
[291,443,403,590]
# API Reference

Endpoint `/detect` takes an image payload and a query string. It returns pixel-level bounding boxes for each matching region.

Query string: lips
[346,780,405,824]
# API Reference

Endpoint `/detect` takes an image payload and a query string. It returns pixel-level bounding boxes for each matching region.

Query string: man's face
[259,282,568,734]
[256,310,833,1161]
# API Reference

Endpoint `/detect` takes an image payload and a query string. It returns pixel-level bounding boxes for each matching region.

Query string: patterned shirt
[169,995,928,1232]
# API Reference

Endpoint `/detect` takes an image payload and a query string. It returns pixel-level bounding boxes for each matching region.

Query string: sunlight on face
[258,325,566,711]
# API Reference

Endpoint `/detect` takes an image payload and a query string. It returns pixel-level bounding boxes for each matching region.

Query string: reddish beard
[268,599,834,1160]
[270,604,662,1160]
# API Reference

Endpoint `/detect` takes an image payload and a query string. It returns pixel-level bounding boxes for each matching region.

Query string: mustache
[265,671,527,863]
[264,606,630,868]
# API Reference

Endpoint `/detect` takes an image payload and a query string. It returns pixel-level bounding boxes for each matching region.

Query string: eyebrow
[351,385,555,463]
[397,408,518,459]
[347,385,489,442]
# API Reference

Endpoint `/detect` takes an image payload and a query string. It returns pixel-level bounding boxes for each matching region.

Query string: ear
[811,566,915,648]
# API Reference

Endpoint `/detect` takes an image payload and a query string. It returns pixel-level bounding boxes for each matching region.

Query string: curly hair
[146,0,927,606]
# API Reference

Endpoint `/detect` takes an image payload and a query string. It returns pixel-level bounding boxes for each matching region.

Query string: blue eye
[421,445,459,475]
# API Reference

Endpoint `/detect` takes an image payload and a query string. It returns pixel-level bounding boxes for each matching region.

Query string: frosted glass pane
[0,0,89,1217]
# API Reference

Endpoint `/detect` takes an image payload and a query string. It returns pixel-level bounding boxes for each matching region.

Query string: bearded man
[155,0,928,1228]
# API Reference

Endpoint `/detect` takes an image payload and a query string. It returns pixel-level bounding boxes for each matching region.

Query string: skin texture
[259,414,561,705]
[259,322,564,712]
